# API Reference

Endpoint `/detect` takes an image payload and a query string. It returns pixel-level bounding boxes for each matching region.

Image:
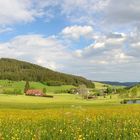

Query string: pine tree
[24,81,30,93]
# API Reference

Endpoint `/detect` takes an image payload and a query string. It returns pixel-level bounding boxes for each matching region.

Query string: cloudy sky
[0,0,140,82]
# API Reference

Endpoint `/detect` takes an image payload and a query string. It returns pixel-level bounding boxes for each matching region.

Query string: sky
[0,0,140,82]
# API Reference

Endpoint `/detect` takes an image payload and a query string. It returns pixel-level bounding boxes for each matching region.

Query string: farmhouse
[26,89,44,96]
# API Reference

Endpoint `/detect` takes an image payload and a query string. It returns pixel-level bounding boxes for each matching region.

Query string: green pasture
[0,80,140,140]
[0,80,74,93]
[0,93,122,110]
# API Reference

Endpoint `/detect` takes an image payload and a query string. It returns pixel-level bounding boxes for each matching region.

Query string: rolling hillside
[128,84,140,97]
[0,58,94,87]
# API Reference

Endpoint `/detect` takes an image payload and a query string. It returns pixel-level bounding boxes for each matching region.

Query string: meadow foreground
[0,94,140,140]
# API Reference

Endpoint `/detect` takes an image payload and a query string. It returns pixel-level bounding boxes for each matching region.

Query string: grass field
[0,94,139,139]
[94,81,125,89]
[0,80,140,139]
[0,93,121,109]
[0,80,74,94]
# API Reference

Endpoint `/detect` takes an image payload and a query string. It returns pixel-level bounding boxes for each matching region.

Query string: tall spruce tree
[24,81,30,93]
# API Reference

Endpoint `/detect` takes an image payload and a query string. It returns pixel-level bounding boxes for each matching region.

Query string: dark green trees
[24,81,30,93]
[0,58,94,87]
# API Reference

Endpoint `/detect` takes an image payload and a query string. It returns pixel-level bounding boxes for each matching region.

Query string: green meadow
[0,93,121,110]
[0,80,74,94]
[0,80,140,140]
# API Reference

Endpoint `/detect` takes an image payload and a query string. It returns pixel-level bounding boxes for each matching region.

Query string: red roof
[26,89,44,96]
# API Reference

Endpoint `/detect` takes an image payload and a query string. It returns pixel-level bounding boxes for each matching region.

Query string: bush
[68,88,78,94]
[43,88,47,93]
[54,89,69,94]
[2,89,22,95]
[44,81,64,86]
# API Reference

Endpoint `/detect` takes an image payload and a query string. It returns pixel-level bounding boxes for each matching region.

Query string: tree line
[0,58,94,88]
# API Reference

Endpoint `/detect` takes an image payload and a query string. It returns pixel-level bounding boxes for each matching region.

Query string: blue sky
[0,0,140,82]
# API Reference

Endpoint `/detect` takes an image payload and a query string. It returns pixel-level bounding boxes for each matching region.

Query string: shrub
[54,90,69,94]
[43,88,47,93]
[68,88,78,94]
[2,89,22,95]
[47,81,64,86]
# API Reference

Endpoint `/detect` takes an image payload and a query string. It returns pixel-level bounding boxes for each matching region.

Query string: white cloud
[1,0,140,28]
[74,32,126,58]
[0,0,140,81]
[60,0,109,25]
[58,0,140,28]
[70,30,140,81]
[104,0,140,24]
[0,30,140,81]
[0,27,13,34]
[61,25,93,40]
[0,34,70,70]
[94,43,105,49]
[0,0,42,25]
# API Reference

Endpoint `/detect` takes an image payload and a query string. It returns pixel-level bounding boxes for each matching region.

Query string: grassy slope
[0,80,74,93]
[0,58,93,87]
[94,82,108,90]
[94,81,125,89]
[129,84,140,96]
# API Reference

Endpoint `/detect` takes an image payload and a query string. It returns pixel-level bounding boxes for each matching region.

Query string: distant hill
[126,84,140,98]
[98,81,139,87]
[0,58,94,87]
